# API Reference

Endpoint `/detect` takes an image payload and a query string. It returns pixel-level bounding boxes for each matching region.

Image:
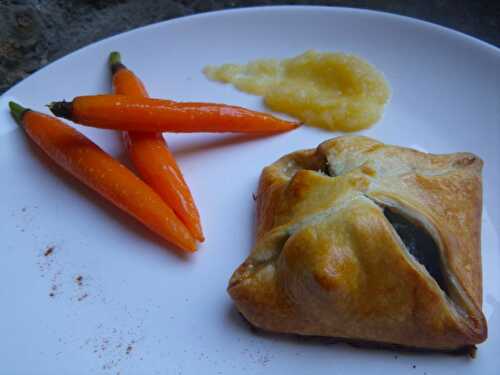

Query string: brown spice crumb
[252,193,257,201]
[75,275,83,286]
[126,345,133,355]
[78,293,88,301]
[49,284,58,297]
[468,345,477,358]
[412,365,416,369]
[44,246,55,257]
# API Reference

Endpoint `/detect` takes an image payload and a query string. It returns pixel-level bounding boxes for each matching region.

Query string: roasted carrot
[48,95,300,133]
[9,101,196,252]
[109,51,204,241]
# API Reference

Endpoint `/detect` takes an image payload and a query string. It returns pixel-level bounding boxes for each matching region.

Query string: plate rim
[3,5,499,99]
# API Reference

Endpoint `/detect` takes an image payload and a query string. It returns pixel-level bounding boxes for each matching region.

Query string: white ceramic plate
[1,6,499,375]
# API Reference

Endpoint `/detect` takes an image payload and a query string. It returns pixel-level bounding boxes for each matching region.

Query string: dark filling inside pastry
[320,160,333,176]
[384,208,448,294]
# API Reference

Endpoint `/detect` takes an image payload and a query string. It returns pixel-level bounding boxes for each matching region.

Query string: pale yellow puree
[204,50,390,132]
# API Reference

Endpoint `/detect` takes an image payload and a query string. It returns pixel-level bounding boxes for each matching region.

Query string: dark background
[1,0,499,93]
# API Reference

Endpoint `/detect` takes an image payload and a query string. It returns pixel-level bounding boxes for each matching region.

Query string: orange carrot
[109,52,204,241]
[9,101,196,252]
[48,95,300,133]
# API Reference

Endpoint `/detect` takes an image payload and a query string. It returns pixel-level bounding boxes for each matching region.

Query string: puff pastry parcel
[228,136,487,351]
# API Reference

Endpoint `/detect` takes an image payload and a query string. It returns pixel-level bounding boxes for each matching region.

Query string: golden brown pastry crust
[228,136,487,351]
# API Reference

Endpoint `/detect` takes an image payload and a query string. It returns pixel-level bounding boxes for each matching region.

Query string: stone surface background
[1,0,498,93]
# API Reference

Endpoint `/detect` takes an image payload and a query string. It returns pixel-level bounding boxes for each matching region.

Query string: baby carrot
[9,101,196,252]
[48,95,300,133]
[110,51,204,242]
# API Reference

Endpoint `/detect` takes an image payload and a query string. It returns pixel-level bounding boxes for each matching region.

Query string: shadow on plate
[170,133,282,157]
[224,304,475,359]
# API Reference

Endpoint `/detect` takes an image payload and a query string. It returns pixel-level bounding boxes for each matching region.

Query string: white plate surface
[1,6,499,375]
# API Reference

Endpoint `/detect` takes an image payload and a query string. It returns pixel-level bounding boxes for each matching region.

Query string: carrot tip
[9,101,28,124]
[183,242,198,253]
